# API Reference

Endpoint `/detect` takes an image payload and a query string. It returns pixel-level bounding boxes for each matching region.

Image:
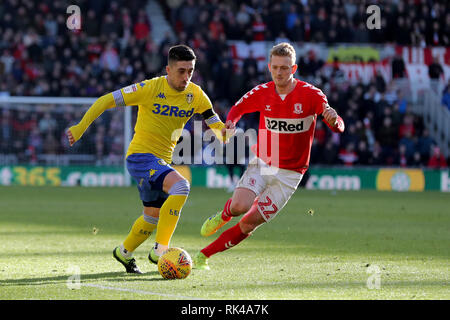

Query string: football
[157,247,192,279]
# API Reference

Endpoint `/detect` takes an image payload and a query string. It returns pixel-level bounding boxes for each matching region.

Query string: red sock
[221,198,233,221]
[221,197,258,221]
[201,223,250,258]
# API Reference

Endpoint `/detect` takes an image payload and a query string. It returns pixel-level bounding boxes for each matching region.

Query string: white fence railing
[392,79,449,158]
[422,90,449,158]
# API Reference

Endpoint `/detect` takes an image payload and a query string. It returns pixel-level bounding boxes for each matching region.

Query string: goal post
[0,96,133,187]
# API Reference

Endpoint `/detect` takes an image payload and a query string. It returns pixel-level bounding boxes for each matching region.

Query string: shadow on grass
[0,271,165,287]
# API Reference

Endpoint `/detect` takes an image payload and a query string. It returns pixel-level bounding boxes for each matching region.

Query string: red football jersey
[227,79,344,174]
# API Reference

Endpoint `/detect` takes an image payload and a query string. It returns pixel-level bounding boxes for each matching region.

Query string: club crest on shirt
[293,103,303,114]
[186,93,194,104]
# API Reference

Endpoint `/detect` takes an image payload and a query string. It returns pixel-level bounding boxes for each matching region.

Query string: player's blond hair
[269,42,296,65]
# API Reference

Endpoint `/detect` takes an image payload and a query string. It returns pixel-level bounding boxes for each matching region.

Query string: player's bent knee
[230,201,251,215]
[168,179,190,196]
[143,207,160,217]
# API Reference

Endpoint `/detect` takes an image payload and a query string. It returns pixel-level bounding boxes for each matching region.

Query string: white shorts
[236,157,303,222]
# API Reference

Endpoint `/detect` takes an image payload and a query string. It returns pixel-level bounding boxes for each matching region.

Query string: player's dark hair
[168,45,196,64]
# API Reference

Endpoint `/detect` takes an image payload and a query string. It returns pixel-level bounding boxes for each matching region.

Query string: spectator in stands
[101,13,122,37]
[341,123,360,148]
[398,113,415,139]
[0,49,15,74]
[84,10,100,37]
[209,12,225,41]
[410,150,423,167]
[399,130,416,162]
[395,16,410,45]
[339,142,358,167]
[442,80,450,110]
[396,90,408,114]
[397,144,409,167]
[314,120,327,147]
[428,57,444,80]
[133,11,151,40]
[242,50,258,75]
[377,116,398,164]
[178,0,199,37]
[297,50,323,78]
[356,140,371,165]
[391,53,406,79]
[211,53,233,101]
[223,12,241,40]
[28,127,44,158]
[427,146,448,168]
[312,6,328,42]
[416,129,434,165]
[337,18,353,43]
[285,4,299,34]
[13,111,36,142]
[363,85,381,117]
[0,109,13,153]
[362,117,376,151]
[94,125,107,164]
[427,21,445,46]
[252,13,267,41]
[320,141,339,165]
[228,65,245,103]
[38,111,57,135]
[444,12,450,46]
[235,3,251,29]
[99,42,120,72]
[352,21,369,43]
[368,141,384,165]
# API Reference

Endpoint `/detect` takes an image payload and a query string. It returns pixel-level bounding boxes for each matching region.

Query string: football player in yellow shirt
[67,45,235,273]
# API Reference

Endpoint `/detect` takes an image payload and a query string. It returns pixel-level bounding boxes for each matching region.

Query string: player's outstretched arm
[221,120,236,143]
[206,119,236,143]
[201,108,236,143]
[67,93,116,146]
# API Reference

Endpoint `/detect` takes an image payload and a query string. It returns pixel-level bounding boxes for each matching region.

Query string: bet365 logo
[66,5,81,30]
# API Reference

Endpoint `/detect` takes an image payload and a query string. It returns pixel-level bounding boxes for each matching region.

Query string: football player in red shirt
[194,43,345,270]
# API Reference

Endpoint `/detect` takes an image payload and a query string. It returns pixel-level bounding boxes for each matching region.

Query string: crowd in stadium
[165,0,449,45]
[0,0,448,168]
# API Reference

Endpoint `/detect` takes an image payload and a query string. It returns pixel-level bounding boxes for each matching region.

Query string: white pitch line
[81,283,204,300]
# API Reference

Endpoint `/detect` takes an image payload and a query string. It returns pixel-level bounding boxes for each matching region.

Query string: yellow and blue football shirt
[70,76,224,164]
[115,76,219,163]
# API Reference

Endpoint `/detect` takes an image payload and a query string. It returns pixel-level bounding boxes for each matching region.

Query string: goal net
[0,96,133,187]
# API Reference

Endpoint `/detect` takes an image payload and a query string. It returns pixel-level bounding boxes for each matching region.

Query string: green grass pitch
[0,185,448,300]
